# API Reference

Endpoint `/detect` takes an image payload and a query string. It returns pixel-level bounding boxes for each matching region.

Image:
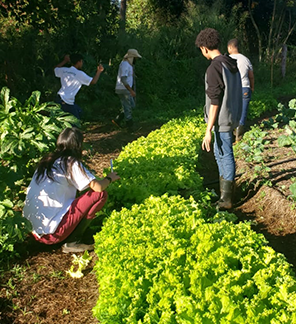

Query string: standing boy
[228,38,254,141]
[54,54,104,119]
[112,49,142,132]
[195,28,242,209]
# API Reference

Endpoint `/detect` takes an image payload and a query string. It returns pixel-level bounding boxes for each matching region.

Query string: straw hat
[124,49,142,59]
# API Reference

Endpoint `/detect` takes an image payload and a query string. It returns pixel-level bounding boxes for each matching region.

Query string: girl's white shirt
[23,159,95,236]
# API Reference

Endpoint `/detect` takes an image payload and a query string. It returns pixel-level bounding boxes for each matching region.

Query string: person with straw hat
[112,49,142,132]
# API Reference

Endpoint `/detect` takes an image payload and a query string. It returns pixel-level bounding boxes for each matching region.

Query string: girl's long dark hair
[35,127,84,184]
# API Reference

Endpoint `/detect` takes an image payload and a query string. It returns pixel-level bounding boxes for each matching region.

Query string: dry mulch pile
[1,118,296,323]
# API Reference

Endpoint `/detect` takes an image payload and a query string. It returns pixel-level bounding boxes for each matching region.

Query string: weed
[49,270,65,280]
[289,180,296,201]
[10,264,27,281]
[260,191,266,199]
[62,308,71,315]
[31,272,42,283]
[19,306,33,316]
[258,205,264,211]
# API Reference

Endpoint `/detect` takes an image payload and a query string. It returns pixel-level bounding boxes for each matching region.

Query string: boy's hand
[130,89,136,97]
[64,54,70,63]
[97,64,104,73]
[202,131,212,152]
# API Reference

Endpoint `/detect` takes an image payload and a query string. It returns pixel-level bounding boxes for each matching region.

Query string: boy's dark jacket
[204,54,242,132]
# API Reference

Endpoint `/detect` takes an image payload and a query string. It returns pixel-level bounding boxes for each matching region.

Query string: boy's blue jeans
[118,93,135,121]
[240,87,252,126]
[56,96,82,119]
[214,130,235,181]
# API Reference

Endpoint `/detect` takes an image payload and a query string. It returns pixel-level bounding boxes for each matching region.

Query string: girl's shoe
[62,242,94,253]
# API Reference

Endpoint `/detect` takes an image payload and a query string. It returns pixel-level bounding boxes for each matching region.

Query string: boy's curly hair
[195,28,221,50]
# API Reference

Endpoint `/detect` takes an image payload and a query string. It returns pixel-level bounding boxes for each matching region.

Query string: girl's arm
[89,172,120,192]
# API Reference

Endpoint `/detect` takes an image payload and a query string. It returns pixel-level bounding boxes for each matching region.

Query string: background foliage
[1,0,296,122]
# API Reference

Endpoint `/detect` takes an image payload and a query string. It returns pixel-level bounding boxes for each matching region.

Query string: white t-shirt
[23,159,96,236]
[54,66,93,105]
[230,53,253,88]
[115,60,134,93]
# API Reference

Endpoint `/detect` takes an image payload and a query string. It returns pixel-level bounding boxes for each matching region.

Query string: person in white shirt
[228,39,255,141]
[112,49,142,132]
[54,54,104,119]
[23,127,120,253]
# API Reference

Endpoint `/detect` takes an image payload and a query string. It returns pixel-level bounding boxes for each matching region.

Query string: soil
[1,117,296,324]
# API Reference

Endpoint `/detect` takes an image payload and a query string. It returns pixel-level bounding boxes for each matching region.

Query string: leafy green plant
[66,251,92,279]
[248,96,277,120]
[0,87,78,173]
[93,194,296,323]
[234,126,269,164]
[234,126,272,184]
[262,99,296,129]
[278,120,296,153]
[289,178,296,201]
[104,116,206,209]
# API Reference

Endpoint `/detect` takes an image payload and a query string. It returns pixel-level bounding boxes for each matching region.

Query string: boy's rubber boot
[112,112,124,128]
[217,179,234,210]
[235,125,244,142]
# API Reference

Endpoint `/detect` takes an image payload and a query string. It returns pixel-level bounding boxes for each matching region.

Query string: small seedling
[66,251,92,279]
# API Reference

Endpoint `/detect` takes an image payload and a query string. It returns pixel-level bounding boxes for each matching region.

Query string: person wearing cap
[54,53,104,120]
[112,49,142,131]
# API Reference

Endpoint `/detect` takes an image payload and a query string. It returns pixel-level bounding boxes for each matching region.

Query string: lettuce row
[105,116,206,207]
[93,195,296,323]
[94,115,296,323]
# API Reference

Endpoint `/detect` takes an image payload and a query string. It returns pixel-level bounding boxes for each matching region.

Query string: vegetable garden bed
[1,108,296,323]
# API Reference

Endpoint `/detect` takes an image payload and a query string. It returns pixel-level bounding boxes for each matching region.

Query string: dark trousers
[56,96,82,119]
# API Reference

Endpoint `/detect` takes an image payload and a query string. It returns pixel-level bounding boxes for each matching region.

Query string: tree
[247,0,296,85]
[120,0,127,31]
[125,0,189,29]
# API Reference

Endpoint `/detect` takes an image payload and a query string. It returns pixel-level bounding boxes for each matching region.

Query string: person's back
[115,60,134,94]
[55,65,93,105]
[228,53,252,88]
[112,49,142,131]
[227,39,254,141]
[23,158,95,236]
[204,54,242,132]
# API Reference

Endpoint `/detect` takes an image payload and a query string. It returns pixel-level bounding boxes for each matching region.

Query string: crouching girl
[23,127,120,253]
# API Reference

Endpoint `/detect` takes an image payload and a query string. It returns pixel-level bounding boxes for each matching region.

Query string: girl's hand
[107,172,120,183]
